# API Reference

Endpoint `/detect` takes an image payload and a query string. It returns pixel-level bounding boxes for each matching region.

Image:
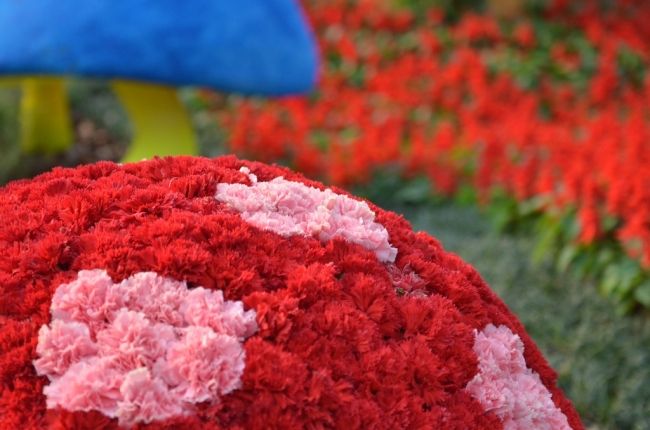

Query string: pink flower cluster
[216,167,397,263]
[465,324,571,430]
[33,270,258,427]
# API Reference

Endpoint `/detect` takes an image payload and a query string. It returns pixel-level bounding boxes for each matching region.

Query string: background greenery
[0,81,226,184]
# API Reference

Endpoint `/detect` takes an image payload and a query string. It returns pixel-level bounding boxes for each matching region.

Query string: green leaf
[454,184,477,206]
[519,195,547,216]
[600,265,621,296]
[557,244,579,272]
[395,176,432,205]
[596,248,616,267]
[633,280,650,307]
[616,260,642,295]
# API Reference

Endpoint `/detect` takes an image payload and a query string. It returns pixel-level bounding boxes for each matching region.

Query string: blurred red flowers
[213,0,650,271]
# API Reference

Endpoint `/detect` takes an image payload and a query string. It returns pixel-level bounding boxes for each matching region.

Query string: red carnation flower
[0,156,583,429]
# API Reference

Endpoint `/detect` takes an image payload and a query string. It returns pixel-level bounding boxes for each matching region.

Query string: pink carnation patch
[216,167,397,262]
[465,324,571,430]
[33,270,258,427]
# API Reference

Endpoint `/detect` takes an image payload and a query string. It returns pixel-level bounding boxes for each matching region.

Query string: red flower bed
[547,0,650,58]
[0,156,581,428]
[211,0,650,306]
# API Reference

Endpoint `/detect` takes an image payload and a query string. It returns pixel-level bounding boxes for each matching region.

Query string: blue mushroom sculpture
[0,0,318,161]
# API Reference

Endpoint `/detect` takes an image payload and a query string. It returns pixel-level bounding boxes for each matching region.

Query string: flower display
[212,0,650,307]
[216,167,397,263]
[33,270,257,427]
[465,325,571,429]
[0,156,582,429]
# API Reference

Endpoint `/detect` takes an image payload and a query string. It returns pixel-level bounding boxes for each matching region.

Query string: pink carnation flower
[180,287,258,339]
[158,326,246,403]
[43,357,123,416]
[34,320,98,378]
[216,167,397,262]
[34,270,258,427]
[109,272,188,326]
[117,367,190,425]
[50,269,123,332]
[465,324,571,430]
[95,309,176,371]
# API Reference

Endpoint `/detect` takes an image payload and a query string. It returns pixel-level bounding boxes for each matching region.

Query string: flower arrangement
[211,0,650,309]
[0,156,581,429]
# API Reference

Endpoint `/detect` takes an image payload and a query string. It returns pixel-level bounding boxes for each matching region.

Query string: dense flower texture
[0,156,582,429]
[33,270,257,427]
[466,325,571,430]
[216,167,397,263]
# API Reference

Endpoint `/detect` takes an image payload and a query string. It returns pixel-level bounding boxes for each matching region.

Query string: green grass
[383,201,650,430]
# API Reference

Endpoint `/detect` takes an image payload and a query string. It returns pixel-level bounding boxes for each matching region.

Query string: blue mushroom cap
[0,0,319,95]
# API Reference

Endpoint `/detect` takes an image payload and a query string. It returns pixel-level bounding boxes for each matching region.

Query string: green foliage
[395,0,485,22]
[453,183,478,206]
[617,47,646,87]
[484,18,600,90]
[0,88,20,184]
[353,167,443,207]
[482,191,650,312]
[485,188,546,233]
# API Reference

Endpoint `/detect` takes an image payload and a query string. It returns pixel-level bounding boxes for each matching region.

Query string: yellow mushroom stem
[112,80,198,163]
[20,77,74,154]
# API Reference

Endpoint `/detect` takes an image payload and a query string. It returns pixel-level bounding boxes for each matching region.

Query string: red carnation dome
[0,156,582,429]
